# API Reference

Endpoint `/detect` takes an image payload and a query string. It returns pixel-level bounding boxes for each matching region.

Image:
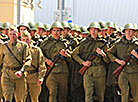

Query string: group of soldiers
[0,20,138,102]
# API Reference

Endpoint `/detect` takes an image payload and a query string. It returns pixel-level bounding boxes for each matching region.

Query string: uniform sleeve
[38,48,47,80]
[0,44,4,76]
[107,44,117,62]
[72,45,84,65]
[21,45,32,71]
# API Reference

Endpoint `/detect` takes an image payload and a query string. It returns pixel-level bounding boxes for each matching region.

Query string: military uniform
[25,45,46,102]
[107,23,138,102]
[0,39,31,102]
[40,34,69,102]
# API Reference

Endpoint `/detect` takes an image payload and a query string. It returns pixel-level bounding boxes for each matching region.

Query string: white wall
[34,0,138,27]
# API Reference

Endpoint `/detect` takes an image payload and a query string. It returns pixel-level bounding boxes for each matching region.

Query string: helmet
[133,23,138,31]
[87,21,101,30]
[80,26,89,34]
[28,22,37,30]
[61,21,70,29]
[43,24,51,31]
[69,23,76,30]
[17,22,29,30]
[3,22,11,29]
[36,22,44,29]
[50,21,64,30]
[122,23,135,33]
[99,21,108,30]
[106,21,116,28]
[75,24,81,32]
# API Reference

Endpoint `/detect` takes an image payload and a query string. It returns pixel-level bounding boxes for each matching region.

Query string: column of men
[0,21,138,102]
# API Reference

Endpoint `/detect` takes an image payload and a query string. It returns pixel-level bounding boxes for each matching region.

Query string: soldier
[20,30,47,102]
[40,21,69,102]
[107,23,138,102]
[28,22,41,46]
[43,24,51,37]
[0,25,32,102]
[105,21,121,102]
[80,26,89,39]
[36,22,47,40]
[72,21,109,102]
[17,22,30,40]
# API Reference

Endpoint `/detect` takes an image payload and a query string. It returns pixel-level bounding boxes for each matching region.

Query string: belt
[27,70,38,74]
[4,66,21,70]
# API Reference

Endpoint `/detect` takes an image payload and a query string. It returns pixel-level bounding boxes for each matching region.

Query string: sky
[34,0,138,27]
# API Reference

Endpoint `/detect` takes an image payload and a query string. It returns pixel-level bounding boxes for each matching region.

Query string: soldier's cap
[21,30,31,38]
[50,21,64,31]
[2,22,11,29]
[133,23,138,31]
[61,21,71,29]
[80,26,89,34]
[122,23,135,33]
[43,24,51,31]
[98,21,108,30]
[87,21,101,31]
[17,22,30,30]
[106,21,116,29]
[9,25,18,35]
[69,23,76,30]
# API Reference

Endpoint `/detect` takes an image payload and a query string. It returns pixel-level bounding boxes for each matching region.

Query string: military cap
[61,21,70,29]
[99,21,108,30]
[80,26,89,34]
[28,22,37,30]
[133,23,138,31]
[106,21,116,29]
[3,22,11,29]
[75,24,81,32]
[122,23,135,33]
[17,22,30,30]
[87,21,101,30]
[50,21,64,30]
[0,22,3,29]
[43,24,51,31]
[36,22,45,29]
[69,23,76,30]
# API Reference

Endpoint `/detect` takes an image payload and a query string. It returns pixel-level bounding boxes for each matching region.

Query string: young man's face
[21,36,31,45]
[8,31,18,42]
[89,27,99,38]
[19,26,27,33]
[51,27,61,39]
[107,27,115,35]
[125,29,135,38]
[2,28,9,35]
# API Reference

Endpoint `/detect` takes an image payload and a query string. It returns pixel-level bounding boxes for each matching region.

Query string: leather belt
[4,66,21,71]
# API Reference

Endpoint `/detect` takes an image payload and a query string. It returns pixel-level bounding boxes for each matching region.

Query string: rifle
[79,41,108,75]
[45,40,74,78]
[113,47,138,77]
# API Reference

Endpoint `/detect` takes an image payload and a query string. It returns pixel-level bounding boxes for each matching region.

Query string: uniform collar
[9,40,18,46]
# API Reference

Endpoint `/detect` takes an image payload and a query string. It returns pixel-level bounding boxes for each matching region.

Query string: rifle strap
[5,43,22,66]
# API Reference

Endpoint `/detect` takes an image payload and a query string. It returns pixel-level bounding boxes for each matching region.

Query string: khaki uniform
[25,45,46,102]
[0,40,31,102]
[40,36,69,102]
[107,36,138,102]
[72,35,109,102]
[0,42,3,101]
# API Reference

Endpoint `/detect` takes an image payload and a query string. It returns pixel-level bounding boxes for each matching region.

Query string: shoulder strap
[5,43,22,66]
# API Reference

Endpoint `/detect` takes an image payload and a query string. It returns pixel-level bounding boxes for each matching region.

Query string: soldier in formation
[0,21,137,102]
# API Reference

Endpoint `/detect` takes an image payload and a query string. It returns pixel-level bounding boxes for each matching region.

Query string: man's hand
[45,58,54,67]
[131,49,138,59]
[115,59,126,66]
[59,49,67,57]
[96,47,106,57]
[82,61,91,67]
[15,71,23,78]
[37,79,43,86]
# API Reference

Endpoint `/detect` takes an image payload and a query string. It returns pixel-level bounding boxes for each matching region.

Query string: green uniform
[107,36,138,102]
[25,45,46,102]
[72,35,109,102]
[0,40,31,102]
[40,36,69,102]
